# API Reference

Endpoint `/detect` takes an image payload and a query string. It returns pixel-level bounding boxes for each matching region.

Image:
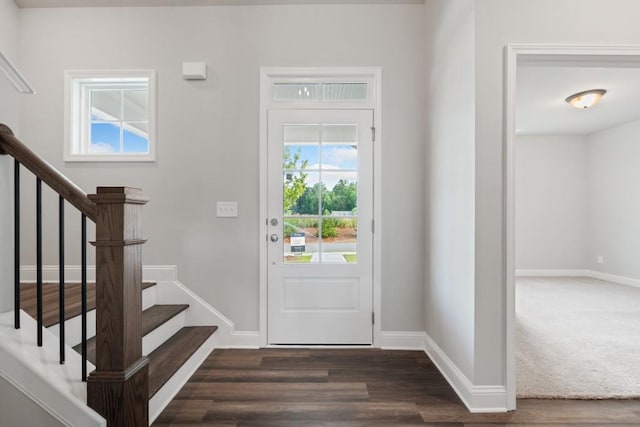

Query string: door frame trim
[259,67,383,347]
[504,43,640,410]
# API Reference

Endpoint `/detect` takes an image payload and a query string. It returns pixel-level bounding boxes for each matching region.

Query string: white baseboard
[516,269,590,277]
[516,269,640,288]
[379,331,428,350]
[229,330,260,348]
[588,270,640,288]
[423,333,507,413]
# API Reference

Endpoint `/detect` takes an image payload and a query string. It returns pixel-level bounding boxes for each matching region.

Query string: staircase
[19,281,218,423]
[1,124,221,426]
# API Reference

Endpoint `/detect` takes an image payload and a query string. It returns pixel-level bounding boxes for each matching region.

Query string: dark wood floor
[152,349,640,426]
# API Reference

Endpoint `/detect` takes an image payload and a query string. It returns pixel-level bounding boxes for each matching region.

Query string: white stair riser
[143,311,187,356]
[142,285,157,310]
[47,310,96,348]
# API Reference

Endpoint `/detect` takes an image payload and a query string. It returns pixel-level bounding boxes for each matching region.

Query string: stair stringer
[0,311,104,427]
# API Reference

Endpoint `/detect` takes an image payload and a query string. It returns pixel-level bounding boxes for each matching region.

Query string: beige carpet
[517,276,640,399]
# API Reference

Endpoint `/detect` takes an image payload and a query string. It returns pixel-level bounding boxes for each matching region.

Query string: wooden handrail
[0,124,97,221]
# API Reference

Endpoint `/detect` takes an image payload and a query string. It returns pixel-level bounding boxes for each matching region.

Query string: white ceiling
[517,65,640,136]
[15,0,422,7]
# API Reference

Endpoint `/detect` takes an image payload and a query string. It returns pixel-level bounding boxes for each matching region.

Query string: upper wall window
[64,70,156,162]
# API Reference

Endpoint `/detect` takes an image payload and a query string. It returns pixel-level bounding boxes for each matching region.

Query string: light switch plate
[217,201,238,217]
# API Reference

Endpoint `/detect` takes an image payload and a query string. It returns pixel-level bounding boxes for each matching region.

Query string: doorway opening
[505,44,640,409]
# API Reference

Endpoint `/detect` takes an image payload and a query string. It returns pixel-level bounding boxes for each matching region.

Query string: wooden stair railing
[0,124,149,427]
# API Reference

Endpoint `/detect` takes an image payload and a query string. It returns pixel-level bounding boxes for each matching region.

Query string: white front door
[267,109,374,345]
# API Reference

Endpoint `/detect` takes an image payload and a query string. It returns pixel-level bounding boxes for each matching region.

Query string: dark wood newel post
[87,187,149,426]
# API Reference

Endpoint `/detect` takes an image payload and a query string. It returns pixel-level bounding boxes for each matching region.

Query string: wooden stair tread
[142,304,189,335]
[20,281,156,327]
[148,326,218,398]
[73,304,190,364]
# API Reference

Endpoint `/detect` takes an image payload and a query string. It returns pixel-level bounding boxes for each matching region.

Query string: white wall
[587,120,640,279]
[516,135,588,270]
[16,4,426,332]
[0,2,64,425]
[0,0,20,314]
[424,0,476,380]
[474,0,640,386]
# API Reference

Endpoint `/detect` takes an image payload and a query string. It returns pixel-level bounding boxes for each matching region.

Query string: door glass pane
[320,173,358,263]
[321,144,358,170]
[321,172,358,215]
[321,124,358,144]
[283,217,318,264]
[282,122,359,264]
[284,171,319,215]
[320,217,357,264]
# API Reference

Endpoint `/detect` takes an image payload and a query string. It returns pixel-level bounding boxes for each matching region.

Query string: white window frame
[64,70,157,162]
[259,67,382,347]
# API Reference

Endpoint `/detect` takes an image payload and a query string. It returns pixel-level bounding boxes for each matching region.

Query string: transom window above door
[273,82,369,102]
[64,70,156,162]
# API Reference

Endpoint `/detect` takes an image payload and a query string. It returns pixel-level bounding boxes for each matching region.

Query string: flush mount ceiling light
[565,89,606,109]
[0,51,35,94]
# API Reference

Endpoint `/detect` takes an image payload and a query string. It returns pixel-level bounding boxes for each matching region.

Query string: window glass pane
[91,90,122,120]
[273,83,321,101]
[283,217,318,264]
[123,127,149,153]
[323,83,368,101]
[123,89,148,122]
[131,122,148,134]
[90,122,121,153]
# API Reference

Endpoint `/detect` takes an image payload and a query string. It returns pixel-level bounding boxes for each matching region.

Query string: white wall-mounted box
[182,62,207,80]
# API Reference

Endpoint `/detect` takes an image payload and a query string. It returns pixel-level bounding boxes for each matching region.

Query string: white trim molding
[504,43,640,413]
[424,333,507,413]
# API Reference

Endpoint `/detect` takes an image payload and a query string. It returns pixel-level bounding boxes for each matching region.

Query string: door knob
[270,218,278,226]
[270,234,279,242]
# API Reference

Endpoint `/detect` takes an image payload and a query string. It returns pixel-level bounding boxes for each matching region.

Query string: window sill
[64,153,156,163]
